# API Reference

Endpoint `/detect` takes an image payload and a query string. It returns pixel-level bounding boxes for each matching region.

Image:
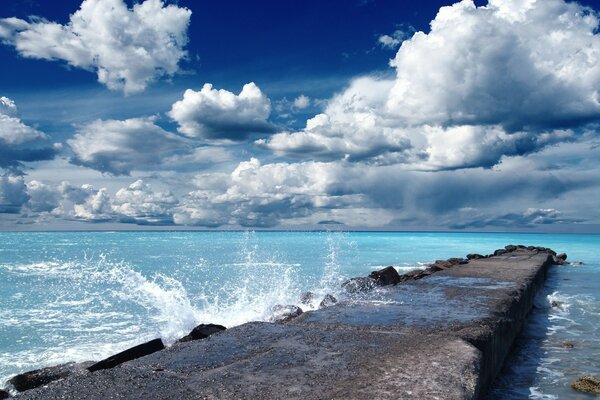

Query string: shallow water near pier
[0,231,598,398]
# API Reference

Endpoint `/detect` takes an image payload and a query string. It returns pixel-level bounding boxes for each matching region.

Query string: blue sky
[1,0,599,231]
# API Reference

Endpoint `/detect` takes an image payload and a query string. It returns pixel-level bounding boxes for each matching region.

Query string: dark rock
[319,294,338,309]
[8,362,90,392]
[562,341,574,349]
[504,245,517,252]
[552,256,568,265]
[0,389,9,399]
[402,269,425,279]
[429,261,449,271]
[368,266,401,286]
[551,300,562,308]
[342,277,377,293]
[466,253,484,260]
[300,291,315,306]
[271,305,303,322]
[571,376,600,394]
[557,253,567,261]
[494,249,508,256]
[401,269,431,281]
[428,258,465,271]
[178,324,226,343]
[87,339,165,372]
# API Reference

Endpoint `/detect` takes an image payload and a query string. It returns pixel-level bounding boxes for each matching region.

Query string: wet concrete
[16,249,553,399]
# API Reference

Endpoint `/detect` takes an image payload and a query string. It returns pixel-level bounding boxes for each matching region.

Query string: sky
[0,0,599,231]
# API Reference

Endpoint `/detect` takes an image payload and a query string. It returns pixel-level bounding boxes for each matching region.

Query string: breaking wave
[0,231,351,385]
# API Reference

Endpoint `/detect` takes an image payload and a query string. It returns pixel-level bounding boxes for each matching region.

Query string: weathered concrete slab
[15,248,553,400]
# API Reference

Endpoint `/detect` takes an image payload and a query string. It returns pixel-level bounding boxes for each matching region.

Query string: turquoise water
[0,231,598,397]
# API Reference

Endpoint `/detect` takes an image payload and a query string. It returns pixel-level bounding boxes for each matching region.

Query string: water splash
[0,230,362,387]
[191,230,301,326]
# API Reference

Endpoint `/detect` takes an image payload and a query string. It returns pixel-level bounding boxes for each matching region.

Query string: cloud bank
[2,0,600,232]
[9,135,600,228]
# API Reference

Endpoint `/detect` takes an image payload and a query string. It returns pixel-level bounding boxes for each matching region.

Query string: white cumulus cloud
[386,0,600,130]
[174,158,367,228]
[0,0,191,94]
[25,180,62,213]
[259,0,600,170]
[168,82,273,141]
[113,180,178,225]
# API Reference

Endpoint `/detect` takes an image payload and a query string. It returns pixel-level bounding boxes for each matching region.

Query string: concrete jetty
[14,247,555,399]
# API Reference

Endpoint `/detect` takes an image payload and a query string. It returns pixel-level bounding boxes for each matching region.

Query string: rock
[551,300,562,308]
[342,277,376,293]
[271,305,303,322]
[466,253,484,260]
[319,294,338,309]
[401,269,430,281]
[494,249,508,256]
[557,253,567,261]
[562,341,574,349]
[0,389,9,399]
[552,255,568,265]
[429,261,449,271]
[428,258,467,271]
[8,362,91,392]
[571,261,584,266]
[368,266,401,286]
[87,339,165,372]
[299,291,315,306]
[571,376,600,394]
[178,324,226,343]
[504,245,517,252]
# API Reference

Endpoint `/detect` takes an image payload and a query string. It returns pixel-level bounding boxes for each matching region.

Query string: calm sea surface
[0,231,598,398]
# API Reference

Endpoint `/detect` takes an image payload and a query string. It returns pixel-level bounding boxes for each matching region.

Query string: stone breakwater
[1,245,577,399]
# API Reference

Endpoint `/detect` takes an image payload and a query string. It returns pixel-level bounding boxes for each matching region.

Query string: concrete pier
[16,248,554,399]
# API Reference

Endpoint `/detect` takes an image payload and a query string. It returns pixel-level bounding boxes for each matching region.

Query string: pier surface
[17,248,553,399]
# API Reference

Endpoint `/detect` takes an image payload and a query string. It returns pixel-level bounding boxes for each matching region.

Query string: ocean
[0,231,598,398]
